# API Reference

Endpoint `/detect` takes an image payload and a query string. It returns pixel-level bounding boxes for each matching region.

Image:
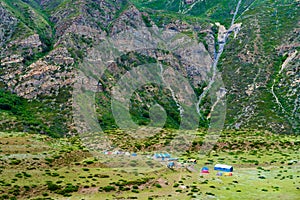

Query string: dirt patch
[79,187,99,194]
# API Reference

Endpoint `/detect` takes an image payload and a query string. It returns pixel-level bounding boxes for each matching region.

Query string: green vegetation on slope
[130,0,256,26]
[2,0,54,39]
[0,89,71,137]
[220,0,300,133]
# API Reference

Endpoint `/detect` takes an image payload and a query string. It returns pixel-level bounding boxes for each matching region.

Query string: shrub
[24,185,30,191]
[47,182,61,191]
[132,185,138,189]
[173,183,179,188]
[50,173,59,177]
[206,192,215,196]
[55,184,79,196]
[102,186,116,192]
[95,174,109,178]
[10,160,21,165]
[62,184,79,193]
[1,195,9,199]
[85,160,94,164]
[15,173,22,178]
[45,158,53,163]
[42,193,49,196]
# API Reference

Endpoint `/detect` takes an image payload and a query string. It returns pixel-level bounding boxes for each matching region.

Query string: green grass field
[0,131,299,199]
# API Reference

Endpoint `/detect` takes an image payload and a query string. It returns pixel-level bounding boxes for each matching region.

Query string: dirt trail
[271,79,286,113]
[181,0,201,14]
[271,50,298,114]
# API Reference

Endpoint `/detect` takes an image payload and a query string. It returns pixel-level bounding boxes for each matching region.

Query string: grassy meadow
[0,130,299,199]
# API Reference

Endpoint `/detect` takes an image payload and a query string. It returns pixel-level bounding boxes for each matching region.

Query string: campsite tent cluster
[102,150,234,176]
[153,153,199,169]
[200,164,234,176]
[153,153,183,162]
[102,151,178,160]
[103,150,137,157]
[153,153,178,168]
[153,153,171,160]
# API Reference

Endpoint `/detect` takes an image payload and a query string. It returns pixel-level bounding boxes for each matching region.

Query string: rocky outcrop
[110,6,145,35]
[13,47,75,99]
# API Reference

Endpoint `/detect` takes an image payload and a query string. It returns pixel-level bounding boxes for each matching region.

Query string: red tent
[201,166,209,173]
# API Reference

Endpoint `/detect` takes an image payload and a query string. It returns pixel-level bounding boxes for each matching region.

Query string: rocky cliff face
[0,0,299,135]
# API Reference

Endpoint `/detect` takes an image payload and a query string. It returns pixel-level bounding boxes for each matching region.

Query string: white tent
[214,164,233,172]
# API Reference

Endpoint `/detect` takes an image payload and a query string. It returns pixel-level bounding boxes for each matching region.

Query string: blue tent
[167,162,175,168]
[154,153,171,159]
[131,153,137,157]
[202,166,209,171]
[154,153,161,158]
[214,164,233,172]
[162,153,171,158]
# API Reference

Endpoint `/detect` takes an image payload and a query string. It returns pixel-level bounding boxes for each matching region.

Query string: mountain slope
[219,0,299,133]
[0,0,299,135]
